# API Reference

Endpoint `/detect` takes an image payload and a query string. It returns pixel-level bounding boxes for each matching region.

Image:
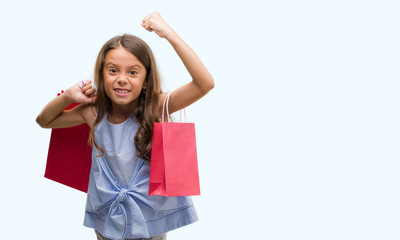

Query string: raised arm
[141,12,215,115]
[36,81,97,129]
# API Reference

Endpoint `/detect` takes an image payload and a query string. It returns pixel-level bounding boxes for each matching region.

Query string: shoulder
[75,103,97,129]
[157,92,170,117]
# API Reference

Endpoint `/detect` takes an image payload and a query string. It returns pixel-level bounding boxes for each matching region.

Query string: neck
[108,100,138,124]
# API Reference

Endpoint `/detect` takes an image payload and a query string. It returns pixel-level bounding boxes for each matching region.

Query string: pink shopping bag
[149,92,201,196]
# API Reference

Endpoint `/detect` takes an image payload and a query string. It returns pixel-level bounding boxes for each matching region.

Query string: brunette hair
[89,34,162,160]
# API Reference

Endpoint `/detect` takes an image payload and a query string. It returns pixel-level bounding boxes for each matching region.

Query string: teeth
[116,90,129,93]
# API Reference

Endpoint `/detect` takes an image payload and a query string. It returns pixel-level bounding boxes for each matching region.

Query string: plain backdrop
[1,0,399,239]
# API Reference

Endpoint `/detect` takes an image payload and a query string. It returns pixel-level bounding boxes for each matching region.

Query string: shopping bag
[149,92,201,196]
[44,91,92,192]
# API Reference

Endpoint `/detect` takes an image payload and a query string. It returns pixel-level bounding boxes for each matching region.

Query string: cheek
[130,77,147,91]
[103,76,115,96]
[104,73,119,85]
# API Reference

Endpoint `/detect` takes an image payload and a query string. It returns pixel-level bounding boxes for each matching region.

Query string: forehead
[104,46,144,68]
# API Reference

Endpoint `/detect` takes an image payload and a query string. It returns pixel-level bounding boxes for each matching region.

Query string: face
[103,46,147,109]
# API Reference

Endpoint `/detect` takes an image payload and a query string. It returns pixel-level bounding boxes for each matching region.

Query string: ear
[142,82,148,90]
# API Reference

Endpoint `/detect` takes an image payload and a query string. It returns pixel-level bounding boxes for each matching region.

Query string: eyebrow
[105,62,142,69]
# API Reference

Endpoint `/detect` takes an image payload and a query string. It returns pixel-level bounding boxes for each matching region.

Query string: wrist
[63,87,77,103]
[165,29,179,43]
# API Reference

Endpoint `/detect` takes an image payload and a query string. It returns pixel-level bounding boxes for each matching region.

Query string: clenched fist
[141,12,175,40]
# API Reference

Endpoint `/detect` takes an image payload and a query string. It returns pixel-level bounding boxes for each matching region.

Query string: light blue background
[1,0,399,239]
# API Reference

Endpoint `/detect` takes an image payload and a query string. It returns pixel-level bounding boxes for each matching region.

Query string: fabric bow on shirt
[103,187,149,239]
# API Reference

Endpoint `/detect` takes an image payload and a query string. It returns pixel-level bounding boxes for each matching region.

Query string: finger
[92,96,97,103]
[82,80,91,88]
[81,84,92,93]
[143,22,154,32]
[142,24,153,32]
[81,93,97,103]
[85,88,96,96]
[84,83,92,90]
[142,15,151,24]
[142,19,152,29]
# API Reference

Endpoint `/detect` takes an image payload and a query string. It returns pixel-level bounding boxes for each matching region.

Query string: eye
[109,68,117,74]
[130,70,138,75]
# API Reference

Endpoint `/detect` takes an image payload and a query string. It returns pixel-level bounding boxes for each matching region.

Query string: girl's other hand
[66,80,97,104]
[141,12,175,39]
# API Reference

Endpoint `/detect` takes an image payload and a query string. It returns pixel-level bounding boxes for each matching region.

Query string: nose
[117,74,128,84]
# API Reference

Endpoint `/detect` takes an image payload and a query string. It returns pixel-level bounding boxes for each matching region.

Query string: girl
[36,12,214,240]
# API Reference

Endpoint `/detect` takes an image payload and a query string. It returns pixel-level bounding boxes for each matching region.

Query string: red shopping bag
[44,91,92,192]
[149,92,201,196]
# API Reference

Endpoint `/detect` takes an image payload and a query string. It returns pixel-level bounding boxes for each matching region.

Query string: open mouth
[114,89,131,96]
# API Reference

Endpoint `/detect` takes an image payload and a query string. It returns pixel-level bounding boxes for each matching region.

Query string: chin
[111,96,139,107]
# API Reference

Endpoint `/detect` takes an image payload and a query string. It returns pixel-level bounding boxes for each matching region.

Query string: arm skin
[141,12,215,116]
[36,80,97,129]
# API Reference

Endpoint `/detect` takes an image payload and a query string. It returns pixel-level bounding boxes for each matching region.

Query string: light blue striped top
[83,113,198,240]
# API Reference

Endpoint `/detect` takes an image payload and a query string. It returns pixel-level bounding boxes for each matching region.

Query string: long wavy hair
[89,34,162,160]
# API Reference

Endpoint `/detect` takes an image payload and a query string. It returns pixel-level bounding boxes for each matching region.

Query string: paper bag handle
[161,91,187,123]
